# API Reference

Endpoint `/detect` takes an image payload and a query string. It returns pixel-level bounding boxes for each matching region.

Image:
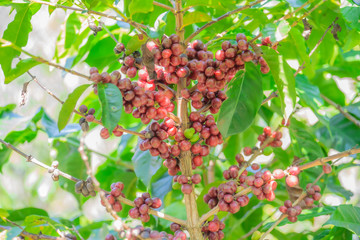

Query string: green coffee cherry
[172,182,181,190]
[184,128,195,139]
[263,147,273,156]
[190,133,200,143]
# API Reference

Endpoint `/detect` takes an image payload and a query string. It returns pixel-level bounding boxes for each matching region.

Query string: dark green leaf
[325,204,360,235]
[295,75,323,111]
[218,63,263,137]
[58,84,90,131]
[262,47,296,118]
[97,83,122,132]
[341,5,360,30]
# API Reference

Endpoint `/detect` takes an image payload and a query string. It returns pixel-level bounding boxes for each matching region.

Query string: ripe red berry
[191,174,201,184]
[243,147,252,156]
[208,221,220,232]
[323,163,332,174]
[284,200,292,208]
[272,169,285,179]
[181,184,192,194]
[151,197,162,208]
[251,163,260,170]
[286,175,299,187]
[100,128,110,139]
[288,166,301,175]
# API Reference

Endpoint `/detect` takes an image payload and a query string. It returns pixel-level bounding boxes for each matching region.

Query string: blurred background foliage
[0,0,360,239]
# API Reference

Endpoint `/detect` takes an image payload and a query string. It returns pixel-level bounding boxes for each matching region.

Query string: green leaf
[184,0,235,10]
[342,29,360,52]
[65,12,81,49]
[129,0,154,17]
[132,141,162,188]
[42,111,80,138]
[218,63,263,137]
[325,205,360,235]
[151,169,173,209]
[0,3,40,79]
[58,84,90,131]
[7,207,48,221]
[290,119,324,159]
[262,47,296,118]
[262,206,336,231]
[4,58,40,84]
[295,75,323,111]
[0,209,9,221]
[97,83,122,132]
[125,34,148,55]
[53,138,88,203]
[278,28,314,78]
[182,11,212,29]
[341,5,360,31]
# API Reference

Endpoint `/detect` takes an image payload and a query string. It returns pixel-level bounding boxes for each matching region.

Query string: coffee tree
[0,0,360,239]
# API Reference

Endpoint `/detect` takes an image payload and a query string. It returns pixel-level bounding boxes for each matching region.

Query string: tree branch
[153,1,175,12]
[0,39,90,80]
[0,221,65,240]
[321,94,360,127]
[259,172,325,240]
[29,0,148,36]
[184,0,264,44]
[27,72,146,139]
[239,210,277,240]
[0,138,185,226]
[274,0,313,23]
[299,148,360,171]
[290,0,325,28]
[78,133,125,225]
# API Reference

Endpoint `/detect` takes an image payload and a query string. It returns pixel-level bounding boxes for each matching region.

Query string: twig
[321,94,360,127]
[196,103,211,113]
[0,221,65,240]
[290,0,325,28]
[299,148,360,171]
[0,138,185,226]
[259,172,325,240]
[274,0,313,23]
[65,138,134,170]
[29,0,148,36]
[99,21,118,43]
[239,210,277,240]
[153,1,175,12]
[28,72,146,139]
[0,139,81,182]
[261,91,278,105]
[261,17,337,104]
[185,0,264,44]
[156,82,177,96]
[0,39,90,80]
[78,133,124,224]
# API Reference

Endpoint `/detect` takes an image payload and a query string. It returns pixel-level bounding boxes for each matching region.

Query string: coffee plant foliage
[0,0,360,239]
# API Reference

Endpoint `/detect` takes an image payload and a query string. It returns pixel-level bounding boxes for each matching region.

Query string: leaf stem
[153,1,175,12]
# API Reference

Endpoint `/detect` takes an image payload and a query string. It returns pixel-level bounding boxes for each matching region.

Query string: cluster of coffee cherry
[101,182,125,212]
[279,200,302,223]
[139,122,171,158]
[169,223,187,240]
[100,125,124,139]
[304,184,322,207]
[257,126,282,148]
[202,216,225,240]
[173,174,201,194]
[105,225,176,240]
[78,104,96,122]
[120,51,141,78]
[128,192,162,223]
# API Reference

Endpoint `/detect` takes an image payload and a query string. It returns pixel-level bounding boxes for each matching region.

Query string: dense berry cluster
[285,166,301,187]
[257,126,283,148]
[101,182,125,212]
[116,225,176,240]
[120,51,142,78]
[173,174,201,194]
[304,184,322,206]
[201,216,225,240]
[203,181,250,213]
[139,122,171,158]
[78,104,96,122]
[247,170,277,201]
[129,192,162,223]
[170,223,187,240]
[279,200,302,222]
